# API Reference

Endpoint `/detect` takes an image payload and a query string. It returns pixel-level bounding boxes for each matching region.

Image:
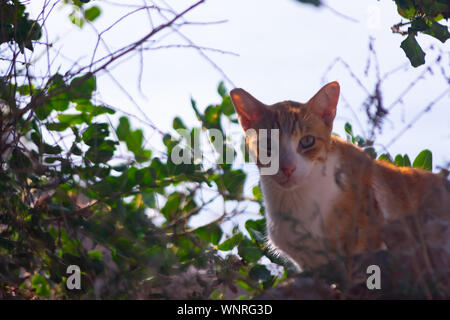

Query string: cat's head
[230,81,340,189]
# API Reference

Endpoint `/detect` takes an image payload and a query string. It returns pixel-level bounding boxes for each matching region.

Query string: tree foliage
[393,0,450,67]
[0,0,42,52]
[295,0,450,67]
[0,2,290,299]
[0,0,447,300]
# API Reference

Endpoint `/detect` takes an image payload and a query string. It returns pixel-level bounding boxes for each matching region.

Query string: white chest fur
[260,153,342,270]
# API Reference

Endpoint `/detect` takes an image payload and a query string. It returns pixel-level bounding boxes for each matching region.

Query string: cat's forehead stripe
[267,101,309,133]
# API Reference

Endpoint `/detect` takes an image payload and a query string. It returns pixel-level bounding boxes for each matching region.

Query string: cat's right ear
[230,88,265,131]
[307,81,340,128]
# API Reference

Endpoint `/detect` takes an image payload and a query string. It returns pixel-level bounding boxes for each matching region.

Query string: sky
[26,0,450,227]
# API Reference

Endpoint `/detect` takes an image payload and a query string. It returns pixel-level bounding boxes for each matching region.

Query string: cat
[230,81,450,271]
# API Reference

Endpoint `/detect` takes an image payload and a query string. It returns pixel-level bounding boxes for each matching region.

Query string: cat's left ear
[307,81,340,128]
[230,88,265,132]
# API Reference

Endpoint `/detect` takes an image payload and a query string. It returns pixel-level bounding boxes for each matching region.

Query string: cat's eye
[299,135,315,149]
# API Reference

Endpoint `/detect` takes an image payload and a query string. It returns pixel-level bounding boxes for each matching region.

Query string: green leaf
[44,156,60,164]
[378,153,393,164]
[58,113,92,125]
[190,97,204,123]
[134,149,152,163]
[116,117,131,141]
[252,185,263,201]
[355,136,366,147]
[364,147,377,160]
[394,154,412,167]
[394,154,405,167]
[82,123,109,146]
[43,143,62,155]
[400,34,426,67]
[31,274,50,298]
[173,116,187,130]
[204,105,222,129]
[126,129,144,154]
[150,157,168,180]
[249,264,272,282]
[35,102,54,120]
[413,149,432,171]
[245,219,266,244]
[88,249,102,260]
[396,0,416,19]
[238,238,262,263]
[344,122,353,136]
[421,1,449,18]
[84,6,101,22]
[45,122,70,131]
[403,154,411,167]
[394,154,411,167]
[17,84,33,96]
[75,102,115,116]
[424,20,450,43]
[217,81,227,97]
[85,140,116,163]
[195,224,223,246]
[218,232,243,251]
[174,236,201,262]
[221,96,235,116]
[69,12,84,28]
[69,75,96,99]
[411,17,429,33]
[344,122,355,144]
[215,169,246,199]
[235,279,253,292]
[9,148,31,170]
[142,191,156,208]
[161,192,182,220]
[116,117,150,161]
[46,94,70,113]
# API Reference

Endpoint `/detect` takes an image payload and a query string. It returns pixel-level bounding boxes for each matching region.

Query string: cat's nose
[281,166,296,178]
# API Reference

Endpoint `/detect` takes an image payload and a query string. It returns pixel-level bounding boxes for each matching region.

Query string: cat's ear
[307,81,340,128]
[230,88,265,131]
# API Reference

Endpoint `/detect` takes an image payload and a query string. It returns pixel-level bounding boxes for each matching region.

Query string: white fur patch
[261,152,342,270]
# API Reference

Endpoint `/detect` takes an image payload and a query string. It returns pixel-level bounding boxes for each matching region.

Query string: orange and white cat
[230,82,450,270]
